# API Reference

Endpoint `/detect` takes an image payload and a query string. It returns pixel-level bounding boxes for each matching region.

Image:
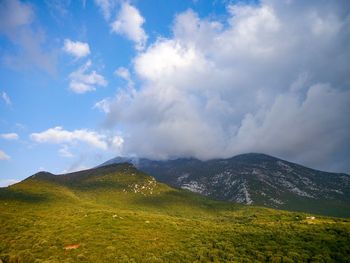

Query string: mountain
[1,163,350,262]
[100,153,350,217]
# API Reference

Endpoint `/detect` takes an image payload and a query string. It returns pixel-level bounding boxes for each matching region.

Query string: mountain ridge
[100,153,350,217]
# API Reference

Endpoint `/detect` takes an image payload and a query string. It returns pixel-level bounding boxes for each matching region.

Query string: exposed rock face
[100,153,350,217]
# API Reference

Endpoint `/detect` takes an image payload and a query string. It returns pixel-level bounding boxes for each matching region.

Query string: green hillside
[103,154,350,218]
[0,164,349,262]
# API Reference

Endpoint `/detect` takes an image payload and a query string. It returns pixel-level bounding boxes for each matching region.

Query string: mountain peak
[230,152,281,161]
[99,153,350,217]
[28,171,55,180]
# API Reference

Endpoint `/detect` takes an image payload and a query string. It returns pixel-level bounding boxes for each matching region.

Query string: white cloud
[0,179,19,187]
[69,60,107,94]
[30,126,108,150]
[59,145,74,158]
[114,66,134,88]
[94,98,111,114]
[30,127,123,153]
[0,133,19,140]
[134,39,207,83]
[98,1,350,172]
[94,0,117,20]
[231,84,350,169]
[0,0,33,31]
[115,66,130,80]
[110,2,147,50]
[0,150,10,160]
[0,0,56,74]
[45,0,71,20]
[63,39,90,58]
[111,135,124,151]
[1,92,11,106]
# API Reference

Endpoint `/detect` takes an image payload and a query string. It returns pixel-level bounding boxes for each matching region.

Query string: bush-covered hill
[100,153,350,217]
[0,164,349,262]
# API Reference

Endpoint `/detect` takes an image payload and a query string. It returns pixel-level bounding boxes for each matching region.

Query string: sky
[1,0,350,186]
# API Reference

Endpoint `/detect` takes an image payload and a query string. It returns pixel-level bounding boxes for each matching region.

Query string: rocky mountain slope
[100,153,350,217]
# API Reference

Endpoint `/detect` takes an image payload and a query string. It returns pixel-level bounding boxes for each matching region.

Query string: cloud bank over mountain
[96,0,350,172]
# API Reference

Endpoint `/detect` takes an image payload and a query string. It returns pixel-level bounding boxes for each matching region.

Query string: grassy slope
[0,164,349,263]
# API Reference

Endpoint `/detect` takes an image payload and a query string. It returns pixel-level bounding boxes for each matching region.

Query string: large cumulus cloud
[97,0,350,172]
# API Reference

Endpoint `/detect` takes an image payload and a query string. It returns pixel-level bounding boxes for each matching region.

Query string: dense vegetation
[105,154,350,217]
[0,164,349,262]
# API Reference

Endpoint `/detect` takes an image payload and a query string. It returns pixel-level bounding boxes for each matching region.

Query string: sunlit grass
[0,164,349,262]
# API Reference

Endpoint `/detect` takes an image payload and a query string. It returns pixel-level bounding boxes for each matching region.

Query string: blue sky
[1,0,350,186]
